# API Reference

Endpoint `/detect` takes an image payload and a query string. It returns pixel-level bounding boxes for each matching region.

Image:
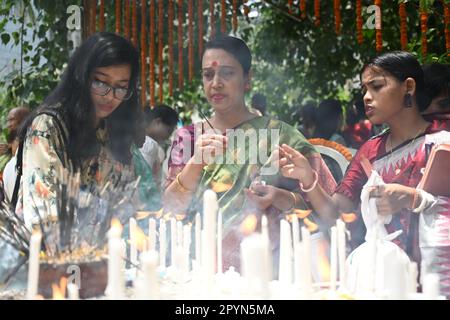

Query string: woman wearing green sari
[164,36,336,274]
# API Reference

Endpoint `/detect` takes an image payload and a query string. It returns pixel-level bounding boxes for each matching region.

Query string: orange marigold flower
[308,138,353,162]
[35,180,50,198]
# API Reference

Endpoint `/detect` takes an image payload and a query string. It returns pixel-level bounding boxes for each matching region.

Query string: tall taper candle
[26,230,42,300]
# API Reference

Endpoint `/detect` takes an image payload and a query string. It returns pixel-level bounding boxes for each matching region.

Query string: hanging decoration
[210,0,216,38]
[178,0,184,90]
[125,0,131,39]
[99,0,105,31]
[115,0,121,34]
[140,0,147,106]
[420,2,428,57]
[356,0,363,44]
[168,0,174,97]
[90,1,97,35]
[158,0,164,102]
[221,0,227,34]
[189,0,194,82]
[288,0,293,14]
[314,0,320,26]
[232,0,238,33]
[300,0,306,19]
[375,0,382,52]
[334,0,341,35]
[132,0,138,47]
[399,1,408,50]
[149,0,155,106]
[445,2,450,56]
[199,0,204,59]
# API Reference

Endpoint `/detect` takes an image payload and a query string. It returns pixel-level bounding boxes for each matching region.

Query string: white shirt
[139,136,165,188]
[3,152,17,202]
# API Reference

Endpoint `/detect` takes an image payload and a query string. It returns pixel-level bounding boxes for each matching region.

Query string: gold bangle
[176,173,194,193]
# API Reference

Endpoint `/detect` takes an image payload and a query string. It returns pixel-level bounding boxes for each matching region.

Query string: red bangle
[300,170,318,193]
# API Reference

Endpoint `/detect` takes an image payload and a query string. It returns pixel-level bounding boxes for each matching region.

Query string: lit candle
[203,190,218,290]
[195,212,201,263]
[107,220,125,299]
[159,219,166,269]
[67,283,79,300]
[170,218,176,266]
[330,226,338,291]
[261,215,269,241]
[336,219,346,287]
[183,224,191,280]
[261,215,272,283]
[27,230,42,300]
[217,210,223,274]
[408,262,418,293]
[279,219,293,285]
[423,273,440,299]
[129,217,138,267]
[148,218,156,252]
[291,214,300,287]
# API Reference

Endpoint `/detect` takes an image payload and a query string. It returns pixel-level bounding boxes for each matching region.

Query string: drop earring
[404,93,413,108]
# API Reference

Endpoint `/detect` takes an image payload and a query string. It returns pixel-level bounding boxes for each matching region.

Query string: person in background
[296,102,316,139]
[312,99,347,146]
[250,93,267,116]
[422,63,450,119]
[343,98,373,149]
[140,104,179,191]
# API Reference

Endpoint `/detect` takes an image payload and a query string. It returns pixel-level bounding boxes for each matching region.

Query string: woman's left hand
[244,184,276,211]
[369,183,415,215]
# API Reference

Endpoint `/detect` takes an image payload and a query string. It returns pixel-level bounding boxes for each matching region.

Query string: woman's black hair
[313,99,343,140]
[423,63,450,110]
[203,35,252,75]
[19,32,142,166]
[362,51,430,112]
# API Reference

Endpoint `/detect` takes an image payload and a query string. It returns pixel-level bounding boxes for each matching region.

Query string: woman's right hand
[277,144,315,185]
[193,133,228,166]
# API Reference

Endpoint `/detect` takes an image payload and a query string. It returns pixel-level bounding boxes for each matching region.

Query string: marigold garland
[168,0,174,97]
[334,0,341,35]
[99,0,105,31]
[221,0,226,34]
[308,138,353,162]
[188,0,194,82]
[314,0,320,26]
[210,0,216,38]
[356,0,363,44]
[232,0,238,33]
[124,0,131,39]
[115,0,121,34]
[288,0,293,14]
[420,5,428,57]
[132,0,137,47]
[158,0,164,102]
[198,0,204,59]
[445,3,450,57]
[149,0,155,106]
[300,0,306,19]
[375,0,382,52]
[140,0,147,106]
[399,2,408,50]
[178,0,184,90]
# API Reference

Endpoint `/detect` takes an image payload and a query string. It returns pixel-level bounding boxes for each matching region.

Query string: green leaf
[1,33,10,45]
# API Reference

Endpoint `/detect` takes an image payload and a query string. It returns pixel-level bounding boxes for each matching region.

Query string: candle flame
[240,214,258,236]
[174,214,186,221]
[210,180,233,193]
[131,225,148,252]
[51,277,67,300]
[111,218,123,231]
[340,212,357,223]
[136,207,164,220]
[303,217,318,232]
[286,209,313,222]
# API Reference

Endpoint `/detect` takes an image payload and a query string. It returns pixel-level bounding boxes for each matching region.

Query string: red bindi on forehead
[211,61,218,67]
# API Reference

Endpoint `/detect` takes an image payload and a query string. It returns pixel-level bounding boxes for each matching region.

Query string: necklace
[385,126,427,175]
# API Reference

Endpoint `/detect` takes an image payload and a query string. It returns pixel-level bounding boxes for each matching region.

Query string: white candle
[423,273,440,299]
[67,283,79,300]
[217,211,223,274]
[408,262,418,293]
[279,219,293,285]
[27,230,42,300]
[301,226,312,293]
[170,218,176,266]
[138,251,160,299]
[159,219,166,269]
[177,220,183,247]
[203,190,218,289]
[183,224,191,279]
[292,214,300,287]
[129,218,138,267]
[261,215,269,241]
[195,212,201,263]
[261,215,272,284]
[148,218,156,252]
[330,226,338,291]
[240,233,270,298]
[336,219,346,287]
[120,239,127,270]
[107,223,125,299]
